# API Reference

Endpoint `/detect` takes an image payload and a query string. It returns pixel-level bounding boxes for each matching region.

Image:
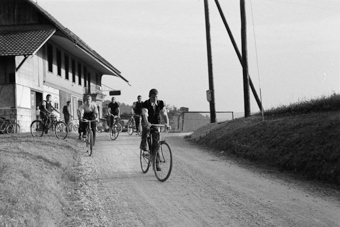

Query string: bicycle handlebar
[150,124,171,131]
[82,119,99,123]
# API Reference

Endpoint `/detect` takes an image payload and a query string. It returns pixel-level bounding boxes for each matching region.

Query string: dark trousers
[141,126,159,152]
[134,115,141,130]
[109,115,118,128]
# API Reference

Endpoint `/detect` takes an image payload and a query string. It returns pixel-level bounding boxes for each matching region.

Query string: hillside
[187,94,340,185]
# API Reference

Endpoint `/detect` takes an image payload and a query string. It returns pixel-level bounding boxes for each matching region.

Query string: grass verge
[187,95,340,186]
[0,133,84,226]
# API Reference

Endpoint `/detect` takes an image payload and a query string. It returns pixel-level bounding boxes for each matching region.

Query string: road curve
[76,132,340,227]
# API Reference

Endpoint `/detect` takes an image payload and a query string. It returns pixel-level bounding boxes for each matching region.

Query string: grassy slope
[0,133,83,226]
[188,95,340,186]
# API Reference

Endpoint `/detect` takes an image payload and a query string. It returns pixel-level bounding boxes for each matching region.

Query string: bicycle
[0,117,20,134]
[140,124,172,182]
[109,115,122,140]
[127,115,142,136]
[82,119,98,156]
[30,113,68,139]
[96,118,106,133]
[6,120,20,134]
[67,116,79,133]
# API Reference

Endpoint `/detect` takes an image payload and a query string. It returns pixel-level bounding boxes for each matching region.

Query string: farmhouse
[0,0,128,132]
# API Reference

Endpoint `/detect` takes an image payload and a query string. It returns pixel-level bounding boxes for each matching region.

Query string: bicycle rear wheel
[30,120,44,137]
[55,121,68,139]
[109,125,119,140]
[6,123,20,133]
[153,141,172,182]
[127,120,134,135]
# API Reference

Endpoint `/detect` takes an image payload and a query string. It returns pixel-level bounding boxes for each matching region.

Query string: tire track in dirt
[76,133,340,227]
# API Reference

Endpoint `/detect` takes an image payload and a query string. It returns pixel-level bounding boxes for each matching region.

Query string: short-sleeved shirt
[133,101,144,115]
[108,102,119,115]
[142,99,165,124]
[79,102,98,118]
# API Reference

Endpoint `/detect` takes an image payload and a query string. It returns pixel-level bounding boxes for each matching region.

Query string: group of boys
[39,89,169,170]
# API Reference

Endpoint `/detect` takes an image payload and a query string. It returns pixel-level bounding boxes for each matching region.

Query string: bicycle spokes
[153,142,172,182]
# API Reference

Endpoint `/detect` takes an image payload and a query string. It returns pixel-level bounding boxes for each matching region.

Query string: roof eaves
[25,0,129,83]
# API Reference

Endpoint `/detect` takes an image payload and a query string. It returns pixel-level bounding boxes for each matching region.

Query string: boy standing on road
[132,95,143,132]
[62,101,73,128]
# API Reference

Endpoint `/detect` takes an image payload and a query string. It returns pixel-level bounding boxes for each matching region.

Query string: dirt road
[77,132,340,227]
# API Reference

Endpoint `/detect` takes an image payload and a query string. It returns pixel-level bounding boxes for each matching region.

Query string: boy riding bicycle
[108,97,120,129]
[39,94,59,134]
[140,89,170,171]
[79,95,98,145]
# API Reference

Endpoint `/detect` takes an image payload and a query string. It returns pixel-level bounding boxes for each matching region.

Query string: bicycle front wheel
[109,125,119,140]
[153,141,172,182]
[140,149,151,173]
[55,121,68,139]
[117,123,122,133]
[88,130,93,156]
[30,120,44,137]
[127,120,134,135]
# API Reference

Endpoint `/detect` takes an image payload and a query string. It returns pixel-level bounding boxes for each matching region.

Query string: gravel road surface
[77,132,340,227]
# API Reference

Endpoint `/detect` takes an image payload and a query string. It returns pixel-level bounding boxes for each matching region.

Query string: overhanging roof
[0,25,55,56]
[26,0,129,83]
[50,33,122,77]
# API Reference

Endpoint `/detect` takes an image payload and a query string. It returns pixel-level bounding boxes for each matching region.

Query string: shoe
[78,135,81,140]
[82,135,86,139]
[142,151,149,158]
[140,144,147,151]
[156,165,161,171]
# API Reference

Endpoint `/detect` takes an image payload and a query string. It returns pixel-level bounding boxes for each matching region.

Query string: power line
[249,0,264,120]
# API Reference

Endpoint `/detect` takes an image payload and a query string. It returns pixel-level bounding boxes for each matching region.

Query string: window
[78,63,82,85]
[83,66,87,87]
[57,49,61,76]
[64,54,69,80]
[47,44,53,72]
[72,59,76,83]
[0,56,15,84]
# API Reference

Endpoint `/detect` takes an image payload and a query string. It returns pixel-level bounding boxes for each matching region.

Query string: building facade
[0,0,128,132]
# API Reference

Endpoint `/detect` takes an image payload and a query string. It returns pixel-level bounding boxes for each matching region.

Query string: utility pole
[214,0,263,113]
[204,0,216,123]
[240,0,251,117]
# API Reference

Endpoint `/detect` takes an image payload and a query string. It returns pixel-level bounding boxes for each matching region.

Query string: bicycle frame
[140,123,172,182]
[82,119,98,156]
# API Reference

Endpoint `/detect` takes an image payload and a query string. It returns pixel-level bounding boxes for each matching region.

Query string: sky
[36,0,340,116]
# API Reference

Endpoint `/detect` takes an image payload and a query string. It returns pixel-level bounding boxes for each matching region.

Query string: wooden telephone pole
[204,0,216,123]
[240,0,251,117]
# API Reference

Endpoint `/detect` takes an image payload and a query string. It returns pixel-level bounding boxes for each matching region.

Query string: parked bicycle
[66,116,79,133]
[127,114,142,136]
[109,115,122,140]
[0,117,20,134]
[140,124,172,182]
[30,113,68,139]
[82,119,98,156]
